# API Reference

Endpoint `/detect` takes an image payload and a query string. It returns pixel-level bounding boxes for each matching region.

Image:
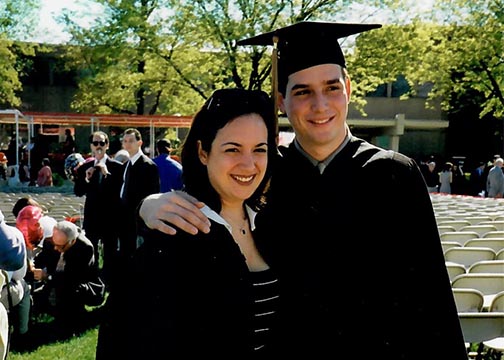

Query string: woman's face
[198,113,268,207]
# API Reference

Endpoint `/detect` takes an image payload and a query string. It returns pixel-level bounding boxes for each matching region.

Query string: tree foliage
[59,0,398,116]
[4,0,500,123]
[415,0,503,119]
[0,0,41,108]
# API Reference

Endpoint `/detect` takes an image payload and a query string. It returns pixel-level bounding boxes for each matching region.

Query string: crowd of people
[419,154,504,198]
[1,19,503,360]
[0,125,184,357]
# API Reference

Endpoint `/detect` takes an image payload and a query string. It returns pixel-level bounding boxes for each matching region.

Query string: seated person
[25,215,60,316]
[12,196,42,219]
[0,211,26,272]
[0,261,30,349]
[0,209,27,359]
[33,221,101,336]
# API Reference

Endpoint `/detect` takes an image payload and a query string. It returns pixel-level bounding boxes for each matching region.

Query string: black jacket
[74,157,124,238]
[99,220,264,359]
[254,135,467,359]
[119,154,160,257]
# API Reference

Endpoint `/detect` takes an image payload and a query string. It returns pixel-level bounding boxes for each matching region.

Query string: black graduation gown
[254,136,467,359]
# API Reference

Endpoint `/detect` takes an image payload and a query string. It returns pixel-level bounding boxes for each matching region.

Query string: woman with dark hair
[96,88,279,359]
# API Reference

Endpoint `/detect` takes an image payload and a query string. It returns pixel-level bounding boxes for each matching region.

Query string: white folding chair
[468,260,504,274]
[484,231,504,239]
[482,291,504,352]
[479,221,504,231]
[437,225,457,235]
[440,231,480,246]
[441,241,461,253]
[452,288,484,312]
[464,216,493,225]
[452,273,504,310]
[444,247,496,269]
[458,312,504,344]
[459,224,499,238]
[497,249,504,261]
[437,220,471,231]
[435,216,455,224]
[464,238,504,254]
[445,261,466,282]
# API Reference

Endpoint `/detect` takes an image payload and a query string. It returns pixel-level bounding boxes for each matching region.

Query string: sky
[35,0,436,44]
[36,0,103,44]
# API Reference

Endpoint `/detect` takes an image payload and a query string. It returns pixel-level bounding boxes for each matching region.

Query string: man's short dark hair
[156,139,171,154]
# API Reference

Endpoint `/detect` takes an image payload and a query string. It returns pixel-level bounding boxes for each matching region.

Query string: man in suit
[33,220,99,336]
[119,128,160,260]
[74,131,124,288]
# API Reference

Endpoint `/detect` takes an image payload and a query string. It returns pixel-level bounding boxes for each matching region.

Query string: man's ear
[345,73,352,103]
[197,140,208,165]
[277,93,286,114]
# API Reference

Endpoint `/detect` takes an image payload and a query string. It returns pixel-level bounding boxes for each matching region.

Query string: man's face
[91,134,109,160]
[278,63,351,161]
[52,228,73,253]
[122,133,142,157]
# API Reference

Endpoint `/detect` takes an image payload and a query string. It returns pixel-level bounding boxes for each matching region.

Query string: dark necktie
[121,161,131,200]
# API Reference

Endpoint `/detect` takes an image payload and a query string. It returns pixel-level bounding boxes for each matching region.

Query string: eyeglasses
[52,240,70,251]
[91,141,107,146]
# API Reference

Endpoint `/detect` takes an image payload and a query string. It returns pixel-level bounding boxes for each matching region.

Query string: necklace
[239,216,248,235]
[220,209,249,236]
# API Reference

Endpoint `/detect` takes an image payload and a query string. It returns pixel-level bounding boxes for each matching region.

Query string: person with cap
[152,138,183,193]
[138,21,467,359]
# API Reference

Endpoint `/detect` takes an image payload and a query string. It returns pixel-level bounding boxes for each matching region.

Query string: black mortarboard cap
[237,21,382,94]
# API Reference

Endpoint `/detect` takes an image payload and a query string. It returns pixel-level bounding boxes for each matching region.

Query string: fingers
[33,268,42,280]
[140,192,210,235]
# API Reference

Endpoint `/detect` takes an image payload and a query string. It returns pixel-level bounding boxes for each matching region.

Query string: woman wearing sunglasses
[97,88,280,359]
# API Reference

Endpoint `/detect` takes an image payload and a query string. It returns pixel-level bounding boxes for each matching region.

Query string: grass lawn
[7,306,103,360]
[9,327,98,360]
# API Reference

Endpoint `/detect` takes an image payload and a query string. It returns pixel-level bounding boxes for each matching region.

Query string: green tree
[0,0,41,108]
[355,0,504,119]
[60,0,399,116]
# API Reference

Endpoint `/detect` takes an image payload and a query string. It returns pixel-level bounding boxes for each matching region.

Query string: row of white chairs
[438,217,504,227]
[440,231,504,245]
[455,289,504,353]
[444,247,504,269]
[442,238,504,253]
[431,194,504,354]
[0,192,85,226]
[438,221,503,233]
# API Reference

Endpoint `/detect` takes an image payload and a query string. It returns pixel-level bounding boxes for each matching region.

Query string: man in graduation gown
[138,21,467,359]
